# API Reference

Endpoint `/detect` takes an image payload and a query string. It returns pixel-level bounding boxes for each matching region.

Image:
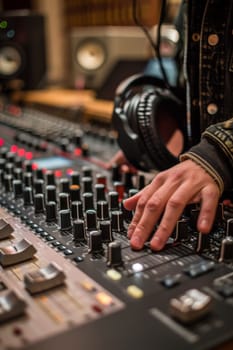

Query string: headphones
[112,73,188,171]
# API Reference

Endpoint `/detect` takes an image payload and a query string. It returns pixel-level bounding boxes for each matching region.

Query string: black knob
[6,151,16,163]
[95,183,106,201]
[82,166,92,177]
[226,218,233,237]
[137,174,145,190]
[23,187,33,205]
[59,178,70,193]
[70,171,80,186]
[23,172,33,187]
[34,179,44,194]
[34,193,45,214]
[86,209,97,232]
[111,164,121,182]
[111,210,124,233]
[108,191,119,211]
[45,171,55,185]
[123,171,134,191]
[0,158,6,170]
[35,168,44,180]
[59,209,72,230]
[174,218,189,242]
[14,168,23,181]
[4,174,13,192]
[107,241,123,267]
[82,176,93,193]
[121,202,133,224]
[219,236,233,262]
[99,220,113,242]
[71,201,83,220]
[13,179,23,198]
[70,185,80,202]
[5,163,14,175]
[73,130,83,147]
[24,160,33,173]
[83,192,94,211]
[14,156,23,168]
[88,230,103,254]
[46,201,57,222]
[46,185,57,202]
[59,192,70,210]
[190,208,200,230]
[196,232,210,253]
[73,219,86,242]
[97,200,109,220]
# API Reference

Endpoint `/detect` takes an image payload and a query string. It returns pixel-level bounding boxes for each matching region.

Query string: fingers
[197,185,220,233]
[150,183,194,250]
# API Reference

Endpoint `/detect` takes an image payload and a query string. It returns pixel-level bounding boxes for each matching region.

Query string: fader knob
[95,183,106,201]
[219,236,233,263]
[13,179,23,198]
[111,164,121,182]
[34,179,44,194]
[107,241,123,267]
[83,192,94,211]
[34,193,45,214]
[97,200,109,220]
[59,192,70,210]
[174,218,189,242]
[99,220,113,242]
[88,230,103,254]
[108,191,119,211]
[196,232,210,253]
[46,185,57,202]
[23,187,33,205]
[46,201,57,222]
[86,209,97,232]
[4,174,13,192]
[73,219,86,242]
[71,201,83,220]
[59,209,72,231]
[70,185,80,202]
[226,218,233,237]
[111,210,124,233]
[59,178,70,193]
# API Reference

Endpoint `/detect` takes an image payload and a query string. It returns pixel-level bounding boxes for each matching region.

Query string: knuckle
[146,198,161,212]
[167,197,183,209]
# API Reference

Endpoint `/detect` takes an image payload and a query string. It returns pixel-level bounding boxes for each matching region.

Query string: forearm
[180,119,233,194]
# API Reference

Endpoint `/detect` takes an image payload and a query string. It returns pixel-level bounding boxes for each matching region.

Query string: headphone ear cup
[112,74,187,171]
[137,89,186,170]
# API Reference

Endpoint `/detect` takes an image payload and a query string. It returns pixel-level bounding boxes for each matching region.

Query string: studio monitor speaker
[0,11,47,91]
[70,26,151,93]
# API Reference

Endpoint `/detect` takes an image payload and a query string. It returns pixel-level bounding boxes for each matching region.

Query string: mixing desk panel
[0,103,233,350]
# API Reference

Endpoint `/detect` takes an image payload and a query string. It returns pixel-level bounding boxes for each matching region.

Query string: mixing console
[0,103,233,350]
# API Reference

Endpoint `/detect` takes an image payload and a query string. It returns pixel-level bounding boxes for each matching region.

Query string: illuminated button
[106,269,122,281]
[0,239,37,266]
[95,292,113,306]
[207,103,218,115]
[81,280,97,292]
[0,219,14,240]
[126,285,144,299]
[208,34,219,46]
[24,262,66,294]
[0,291,27,323]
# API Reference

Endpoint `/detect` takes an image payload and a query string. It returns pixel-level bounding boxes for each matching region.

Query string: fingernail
[131,235,143,249]
[150,236,163,251]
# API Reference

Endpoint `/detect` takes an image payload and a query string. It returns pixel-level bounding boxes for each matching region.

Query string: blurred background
[0,0,181,121]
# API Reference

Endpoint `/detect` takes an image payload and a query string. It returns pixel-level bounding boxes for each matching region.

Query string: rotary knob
[88,230,103,254]
[59,209,72,231]
[107,241,123,267]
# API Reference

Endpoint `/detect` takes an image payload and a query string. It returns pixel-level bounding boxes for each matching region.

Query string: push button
[207,103,218,115]
[208,34,219,46]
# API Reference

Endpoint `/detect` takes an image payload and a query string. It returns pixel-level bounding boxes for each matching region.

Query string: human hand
[124,159,221,251]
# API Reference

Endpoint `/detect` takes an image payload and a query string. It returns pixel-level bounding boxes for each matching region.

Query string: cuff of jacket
[179,151,224,194]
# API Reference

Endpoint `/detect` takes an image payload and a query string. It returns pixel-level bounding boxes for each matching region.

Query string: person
[111,0,233,251]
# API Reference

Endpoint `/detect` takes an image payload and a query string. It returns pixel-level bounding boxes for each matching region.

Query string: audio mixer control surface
[0,103,233,350]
